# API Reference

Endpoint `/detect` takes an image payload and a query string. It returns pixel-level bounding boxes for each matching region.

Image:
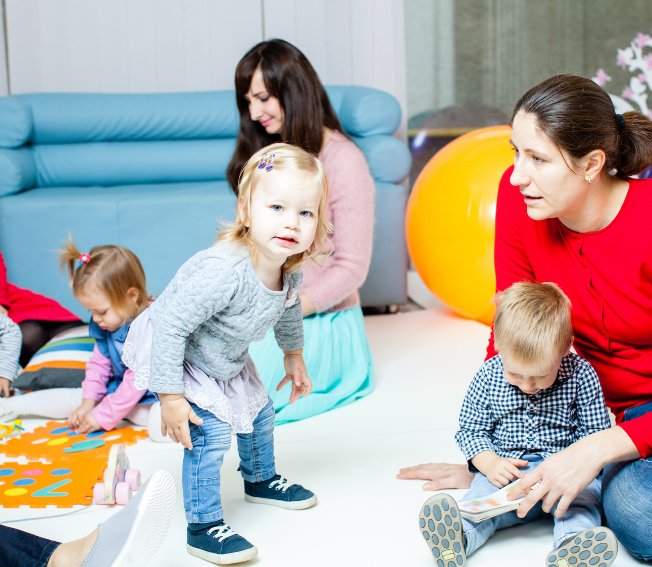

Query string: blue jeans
[0,525,60,567]
[602,400,652,561]
[183,399,276,524]
[463,453,601,556]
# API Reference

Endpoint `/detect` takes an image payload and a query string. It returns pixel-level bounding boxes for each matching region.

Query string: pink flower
[595,68,611,86]
[635,33,651,48]
[622,86,634,100]
[645,53,652,70]
[640,73,648,83]
[647,110,652,119]
[617,52,629,70]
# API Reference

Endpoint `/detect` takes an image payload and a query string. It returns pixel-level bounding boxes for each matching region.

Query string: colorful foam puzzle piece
[0,421,148,462]
[0,461,105,508]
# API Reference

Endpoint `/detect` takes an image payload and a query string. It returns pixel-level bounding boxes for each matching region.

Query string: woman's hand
[159,393,203,450]
[68,399,97,431]
[0,305,8,316]
[277,349,313,403]
[299,293,316,318]
[397,463,475,491]
[0,377,11,398]
[507,427,640,518]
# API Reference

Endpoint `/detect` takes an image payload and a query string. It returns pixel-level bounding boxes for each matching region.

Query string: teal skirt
[248,305,374,424]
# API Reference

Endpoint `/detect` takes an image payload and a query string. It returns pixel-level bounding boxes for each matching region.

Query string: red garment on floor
[487,167,652,458]
[0,253,80,324]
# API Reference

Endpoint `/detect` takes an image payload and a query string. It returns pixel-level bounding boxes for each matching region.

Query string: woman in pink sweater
[229,39,374,423]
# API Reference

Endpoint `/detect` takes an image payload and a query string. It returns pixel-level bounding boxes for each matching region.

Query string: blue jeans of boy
[183,398,276,524]
[0,525,60,567]
[462,453,601,556]
[602,401,652,561]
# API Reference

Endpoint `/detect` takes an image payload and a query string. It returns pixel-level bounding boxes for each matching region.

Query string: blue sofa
[0,87,411,319]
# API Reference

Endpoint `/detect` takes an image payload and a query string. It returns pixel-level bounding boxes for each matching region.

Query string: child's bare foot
[47,529,98,567]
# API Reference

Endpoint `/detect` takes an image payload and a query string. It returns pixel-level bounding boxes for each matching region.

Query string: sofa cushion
[0,97,33,148]
[326,86,402,137]
[352,135,411,183]
[16,92,240,144]
[0,148,37,197]
[33,139,236,187]
[0,181,237,317]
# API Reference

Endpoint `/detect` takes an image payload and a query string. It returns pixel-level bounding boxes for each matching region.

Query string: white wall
[0,0,8,96]
[3,0,407,138]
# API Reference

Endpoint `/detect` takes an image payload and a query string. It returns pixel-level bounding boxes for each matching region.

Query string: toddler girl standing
[123,143,331,564]
[0,240,166,441]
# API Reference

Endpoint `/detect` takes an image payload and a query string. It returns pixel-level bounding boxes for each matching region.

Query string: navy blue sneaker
[187,521,258,565]
[244,474,317,510]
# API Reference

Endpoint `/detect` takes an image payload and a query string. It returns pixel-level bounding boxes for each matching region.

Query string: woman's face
[244,67,284,135]
[509,110,589,222]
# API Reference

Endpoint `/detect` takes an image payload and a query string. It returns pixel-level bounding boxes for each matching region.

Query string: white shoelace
[208,524,237,542]
[269,476,295,493]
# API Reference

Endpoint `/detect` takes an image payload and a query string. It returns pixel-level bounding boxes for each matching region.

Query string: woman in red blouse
[399,74,652,560]
[0,253,81,394]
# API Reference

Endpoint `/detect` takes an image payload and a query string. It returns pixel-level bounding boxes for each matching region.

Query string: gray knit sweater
[148,242,304,394]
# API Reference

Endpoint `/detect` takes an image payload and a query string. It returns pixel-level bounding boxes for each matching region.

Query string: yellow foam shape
[442,550,455,560]
[5,488,28,496]
[46,438,69,446]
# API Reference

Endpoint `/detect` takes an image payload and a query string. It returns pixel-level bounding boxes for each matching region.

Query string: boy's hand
[0,377,11,398]
[68,399,97,431]
[472,451,528,488]
[159,393,203,450]
[277,350,312,404]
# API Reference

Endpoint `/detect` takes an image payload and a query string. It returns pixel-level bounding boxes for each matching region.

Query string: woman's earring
[586,176,591,185]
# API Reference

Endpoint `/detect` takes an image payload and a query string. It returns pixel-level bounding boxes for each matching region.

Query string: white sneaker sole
[244,493,318,510]
[187,543,259,565]
[110,470,176,567]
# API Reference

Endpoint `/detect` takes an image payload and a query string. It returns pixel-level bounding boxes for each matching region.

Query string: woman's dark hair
[226,39,343,193]
[510,73,652,178]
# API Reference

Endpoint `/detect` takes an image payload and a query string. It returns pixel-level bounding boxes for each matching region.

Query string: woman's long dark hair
[226,39,343,194]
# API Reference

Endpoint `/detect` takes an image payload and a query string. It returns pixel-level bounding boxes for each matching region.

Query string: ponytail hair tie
[78,253,90,265]
[617,113,625,133]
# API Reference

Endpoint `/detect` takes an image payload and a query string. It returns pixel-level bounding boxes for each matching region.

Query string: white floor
[0,282,644,566]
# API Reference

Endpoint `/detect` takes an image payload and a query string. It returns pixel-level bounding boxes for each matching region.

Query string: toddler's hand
[68,399,97,431]
[277,351,312,404]
[484,456,528,488]
[0,377,11,398]
[77,411,102,434]
[159,393,203,450]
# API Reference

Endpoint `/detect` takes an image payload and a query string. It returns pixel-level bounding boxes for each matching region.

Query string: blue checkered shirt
[455,353,610,472]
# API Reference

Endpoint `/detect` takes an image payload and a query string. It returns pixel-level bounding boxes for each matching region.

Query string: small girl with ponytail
[0,238,167,442]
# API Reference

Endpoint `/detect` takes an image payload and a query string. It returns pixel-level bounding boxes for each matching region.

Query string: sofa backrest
[0,87,410,196]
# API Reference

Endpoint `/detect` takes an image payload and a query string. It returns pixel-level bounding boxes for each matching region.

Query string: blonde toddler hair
[58,236,148,323]
[217,142,333,273]
[493,281,573,372]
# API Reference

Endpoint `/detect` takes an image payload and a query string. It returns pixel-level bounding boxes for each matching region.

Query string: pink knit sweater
[301,131,375,313]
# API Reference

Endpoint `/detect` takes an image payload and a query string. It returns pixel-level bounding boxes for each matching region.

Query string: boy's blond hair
[493,282,573,372]
[216,142,333,274]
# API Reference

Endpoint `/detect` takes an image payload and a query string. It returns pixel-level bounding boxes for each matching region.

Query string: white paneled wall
[5,0,262,93]
[2,0,406,136]
[0,0,8,96]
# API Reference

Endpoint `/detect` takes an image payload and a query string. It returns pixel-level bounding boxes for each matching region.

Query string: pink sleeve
[301,140,375,312]
[91,369,147,431]
[81,345,113,401]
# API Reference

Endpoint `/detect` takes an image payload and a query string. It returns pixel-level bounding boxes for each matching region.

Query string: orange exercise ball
[406,126,513,326]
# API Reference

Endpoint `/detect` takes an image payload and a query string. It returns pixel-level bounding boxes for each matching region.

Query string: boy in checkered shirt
[418,282,618,567]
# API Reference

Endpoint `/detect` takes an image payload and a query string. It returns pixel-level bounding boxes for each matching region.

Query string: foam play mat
[0,460,105,508]
[0,421,148,461]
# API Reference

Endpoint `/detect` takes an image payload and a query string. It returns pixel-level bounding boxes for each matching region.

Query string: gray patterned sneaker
[546,527,617,567]
[419,493,466,567]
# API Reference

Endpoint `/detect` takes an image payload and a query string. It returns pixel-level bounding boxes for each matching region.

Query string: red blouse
[487,167,652,458]
[0,253,80,325]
